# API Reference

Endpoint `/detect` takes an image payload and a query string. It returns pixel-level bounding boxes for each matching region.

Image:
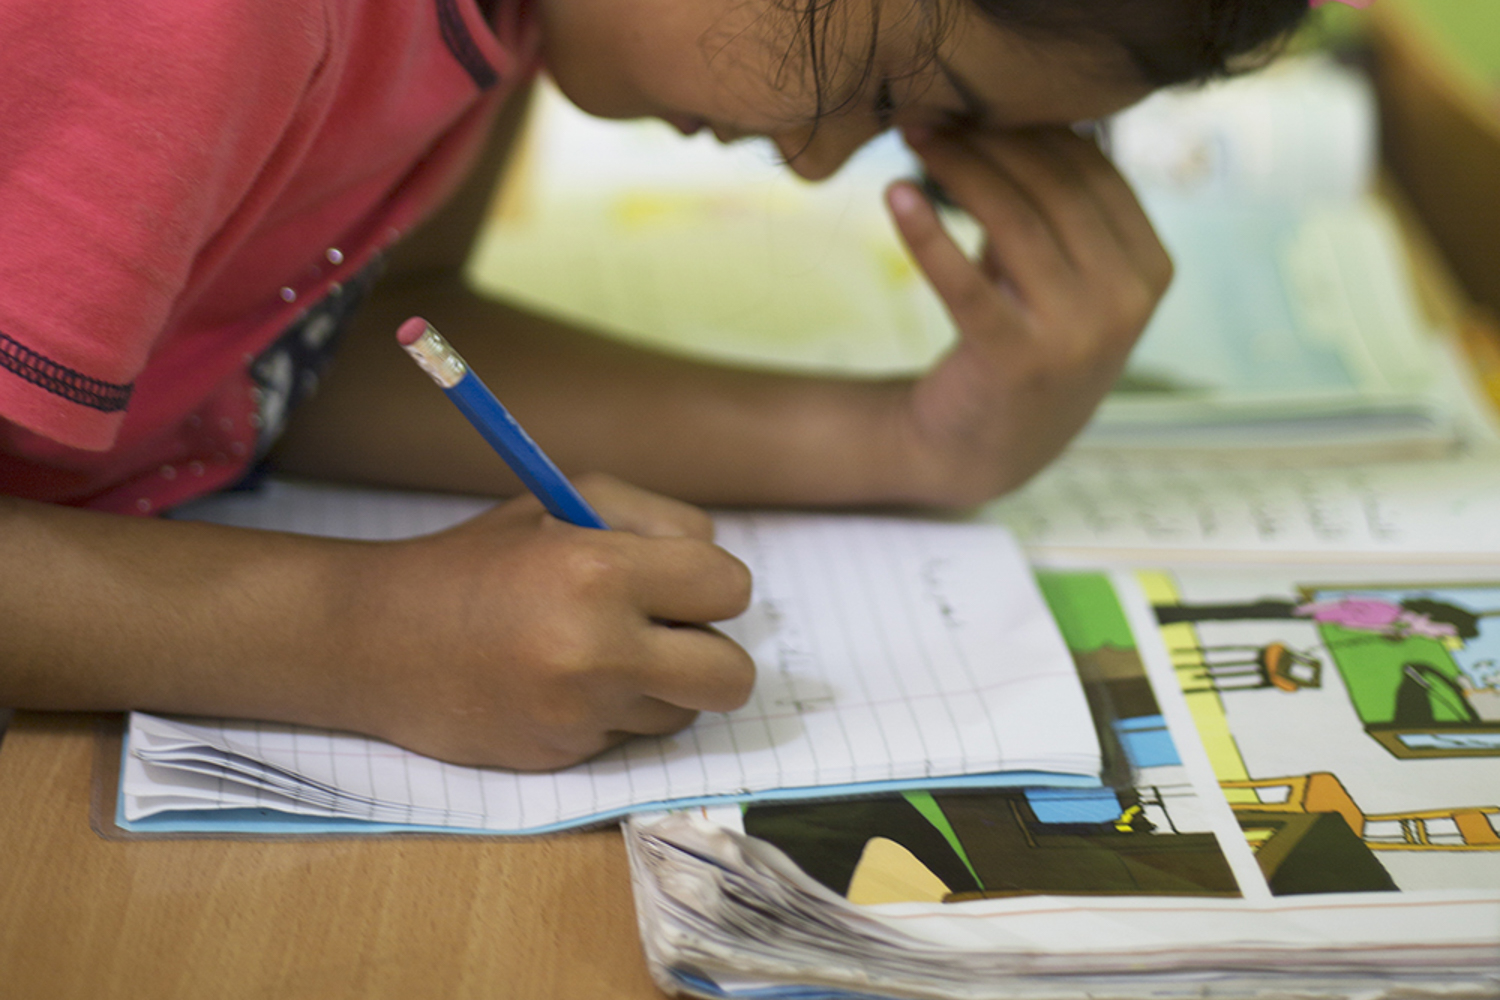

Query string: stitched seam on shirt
[0,330,133,413]
[435,0,498,90]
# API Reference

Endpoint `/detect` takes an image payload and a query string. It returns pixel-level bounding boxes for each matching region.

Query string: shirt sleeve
[0,0,328,451]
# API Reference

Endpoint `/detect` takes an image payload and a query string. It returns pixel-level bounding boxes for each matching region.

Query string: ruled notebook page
[123,483,1098,833]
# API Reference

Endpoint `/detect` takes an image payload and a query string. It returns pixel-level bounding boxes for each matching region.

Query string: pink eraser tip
[396,317,431,346]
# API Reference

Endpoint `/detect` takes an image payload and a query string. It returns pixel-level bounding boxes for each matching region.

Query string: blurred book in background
[1094,56,1474,459]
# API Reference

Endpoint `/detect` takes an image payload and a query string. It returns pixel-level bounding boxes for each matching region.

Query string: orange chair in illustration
[1173,642,1323,694]
[1223,771,1500,851]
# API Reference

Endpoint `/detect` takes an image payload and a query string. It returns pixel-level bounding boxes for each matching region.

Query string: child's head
[966,0,1312,89]
[539,0,1311,179]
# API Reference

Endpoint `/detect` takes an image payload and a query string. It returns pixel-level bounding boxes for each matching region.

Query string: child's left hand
[884,126,1172,505]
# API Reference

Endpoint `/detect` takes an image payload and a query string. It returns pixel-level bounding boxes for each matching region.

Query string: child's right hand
[332,474,755,770]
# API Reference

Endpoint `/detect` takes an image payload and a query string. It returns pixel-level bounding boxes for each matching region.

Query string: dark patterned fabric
[0,330,133,413]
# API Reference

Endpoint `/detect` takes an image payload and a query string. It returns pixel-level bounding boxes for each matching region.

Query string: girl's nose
[772,123,880,181]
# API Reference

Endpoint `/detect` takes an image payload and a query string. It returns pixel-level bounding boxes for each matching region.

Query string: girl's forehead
[945,16,1151,128]
[864,0,1149,129]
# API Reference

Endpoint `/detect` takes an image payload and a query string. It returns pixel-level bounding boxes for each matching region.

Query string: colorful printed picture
[1144,572,1500,896]
[744,573,1239,905]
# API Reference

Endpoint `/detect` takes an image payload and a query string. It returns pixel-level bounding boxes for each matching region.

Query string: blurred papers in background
[471,56,1497,462]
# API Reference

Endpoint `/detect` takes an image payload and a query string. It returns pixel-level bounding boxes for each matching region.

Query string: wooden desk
[0,712,667,1000]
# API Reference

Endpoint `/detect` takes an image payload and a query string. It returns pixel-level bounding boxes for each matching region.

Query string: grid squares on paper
[126,509,1097,832]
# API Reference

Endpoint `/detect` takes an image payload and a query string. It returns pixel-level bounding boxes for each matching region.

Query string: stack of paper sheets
[625,810,1498,999]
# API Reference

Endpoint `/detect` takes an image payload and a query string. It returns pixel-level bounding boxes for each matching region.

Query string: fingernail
[887,182,922,216]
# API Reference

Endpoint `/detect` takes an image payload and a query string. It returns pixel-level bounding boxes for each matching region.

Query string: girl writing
[1,0,1315,767]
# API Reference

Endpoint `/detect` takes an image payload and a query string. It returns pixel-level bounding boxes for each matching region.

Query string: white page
[988,454,1500,557]
[127,483,1097,833]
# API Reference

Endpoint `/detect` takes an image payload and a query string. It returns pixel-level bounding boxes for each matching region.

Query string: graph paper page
[124,484,1097,833]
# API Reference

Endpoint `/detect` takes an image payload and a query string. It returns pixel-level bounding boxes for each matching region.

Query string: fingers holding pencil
[377,318,759,768]
[344,474,752,770]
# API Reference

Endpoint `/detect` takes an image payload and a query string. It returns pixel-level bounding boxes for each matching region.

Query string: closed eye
[873,78,895,128]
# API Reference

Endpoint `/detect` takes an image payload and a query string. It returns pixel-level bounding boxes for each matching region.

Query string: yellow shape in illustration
[1185,690,1251,783]
[1134,569,1181,606]
[846,837,953,905]
[1133,570,1251,782]
[1222,786,1262,806]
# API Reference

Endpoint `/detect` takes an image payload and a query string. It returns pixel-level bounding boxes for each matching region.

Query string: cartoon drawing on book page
[1144,572,1500,896]
[743,573,1240,906]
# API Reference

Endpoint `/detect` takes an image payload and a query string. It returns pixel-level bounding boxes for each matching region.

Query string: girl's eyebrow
[935,58,993,127]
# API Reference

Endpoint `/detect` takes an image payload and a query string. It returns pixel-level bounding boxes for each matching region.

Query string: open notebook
[119,481,1100,835]
[624,565,1500,998]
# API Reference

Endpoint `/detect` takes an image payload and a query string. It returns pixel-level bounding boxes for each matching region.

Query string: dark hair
[774,0,1312,165]
[1400,598,1482,640]
[785,0,1315,127]
[967,0,1312,87]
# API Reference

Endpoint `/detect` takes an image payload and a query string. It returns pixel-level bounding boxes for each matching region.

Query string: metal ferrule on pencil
[400,323,468,389]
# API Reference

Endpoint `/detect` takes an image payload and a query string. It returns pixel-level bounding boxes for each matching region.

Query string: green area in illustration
[1320,625,1469,724]
[1036,572,1136,653]
[903,790,982,890]
[744,573,1235,904]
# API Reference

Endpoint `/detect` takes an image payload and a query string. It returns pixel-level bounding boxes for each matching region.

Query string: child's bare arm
[272,276,912,505]
[275,128,1167,509]
[0,479,753,769]
[0,495,353,724]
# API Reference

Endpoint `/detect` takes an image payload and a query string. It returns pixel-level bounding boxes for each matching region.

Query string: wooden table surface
[0,712,669,1000]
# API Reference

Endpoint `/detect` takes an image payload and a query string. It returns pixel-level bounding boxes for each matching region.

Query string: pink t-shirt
[0,0,538,513]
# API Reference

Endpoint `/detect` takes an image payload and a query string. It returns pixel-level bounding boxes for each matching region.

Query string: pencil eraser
[396,317,430,347]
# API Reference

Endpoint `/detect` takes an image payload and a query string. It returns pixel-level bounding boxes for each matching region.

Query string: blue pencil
[397,316,609,529]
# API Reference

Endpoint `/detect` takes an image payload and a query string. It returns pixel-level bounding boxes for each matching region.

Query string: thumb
[573,473,716,541]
